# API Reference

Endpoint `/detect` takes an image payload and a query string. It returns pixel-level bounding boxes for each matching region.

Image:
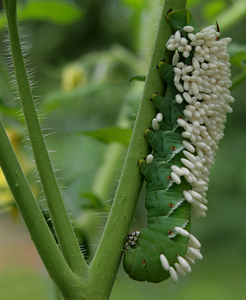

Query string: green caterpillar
[123,9,234,283]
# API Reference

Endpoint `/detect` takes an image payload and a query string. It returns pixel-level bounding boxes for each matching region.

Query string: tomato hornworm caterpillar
[123,9,234,283]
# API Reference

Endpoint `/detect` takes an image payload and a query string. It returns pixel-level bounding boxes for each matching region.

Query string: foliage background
[0,0,246,299]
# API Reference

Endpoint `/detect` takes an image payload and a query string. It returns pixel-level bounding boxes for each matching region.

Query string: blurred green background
[0,0,246,299]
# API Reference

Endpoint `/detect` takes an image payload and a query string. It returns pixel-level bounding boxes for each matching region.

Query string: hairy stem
[3,0,87,275]
[0,120,82,299]
[88,0,187,299]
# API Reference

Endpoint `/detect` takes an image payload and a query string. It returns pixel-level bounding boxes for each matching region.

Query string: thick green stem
[88,0,187,299]
[2,0,187,298]
[0,120,83,299]
[3,0,87,276]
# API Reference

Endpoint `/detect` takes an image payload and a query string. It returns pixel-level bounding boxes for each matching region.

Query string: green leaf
[213,0,246,31]
[231,71,246,90]
[227,44,246,89]
[18,0,83,25]
[121,0,148,10]
[0,0,83,29]
[228,43,246,69]
[228,43,246,57]
[230,53,246,69]
[186,0,203,9]
[76,127,132,146]
[80,192,105,210]
[203,0,227,19]
[41,84,105,112]
[129,75,146,82]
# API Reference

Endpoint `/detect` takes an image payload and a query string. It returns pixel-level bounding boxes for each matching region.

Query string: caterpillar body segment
[145,129,185,160]
[151,92,186,130]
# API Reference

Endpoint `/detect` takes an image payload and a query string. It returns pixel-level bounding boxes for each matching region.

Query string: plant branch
[3,0,87,276]
[88,0,187,298]
[0,120,82,299]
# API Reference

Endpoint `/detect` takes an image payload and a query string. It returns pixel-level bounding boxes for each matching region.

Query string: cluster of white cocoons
[166,24,234,217]
[160,226,202,282]
[153,24,234,282]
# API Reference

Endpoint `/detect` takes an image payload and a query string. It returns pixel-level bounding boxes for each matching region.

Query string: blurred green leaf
[42,84,106,112]
[76,127,132,146]
[228,43,246,57]
[41,82,128,113]
[129,75,146,82]
[121,0,148,10]
[228,43,246,69]
[229,44,246,89]
[211,0,246,30]
[0,0,83,29]
[231,71,246,90]
[19,0,83,24]
[230,53,246,69]
[186,0,203,9]
[203,0,227,19]
[80,192,105,210]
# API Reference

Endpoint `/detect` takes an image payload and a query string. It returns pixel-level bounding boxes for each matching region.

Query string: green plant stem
[3,0,87,276]
[0,120,83,299]
[88,0,187,299]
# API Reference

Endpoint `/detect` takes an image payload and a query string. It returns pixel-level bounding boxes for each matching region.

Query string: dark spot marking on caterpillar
[178,116,183,119]
[169,203,174,208]
[171,146,176,150]
[142,260,146,266]
[168,230,173,235]
[167,176,172,180]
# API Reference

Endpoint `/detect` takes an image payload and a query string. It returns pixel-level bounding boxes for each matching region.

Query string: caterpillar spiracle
[123,9,234,283]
